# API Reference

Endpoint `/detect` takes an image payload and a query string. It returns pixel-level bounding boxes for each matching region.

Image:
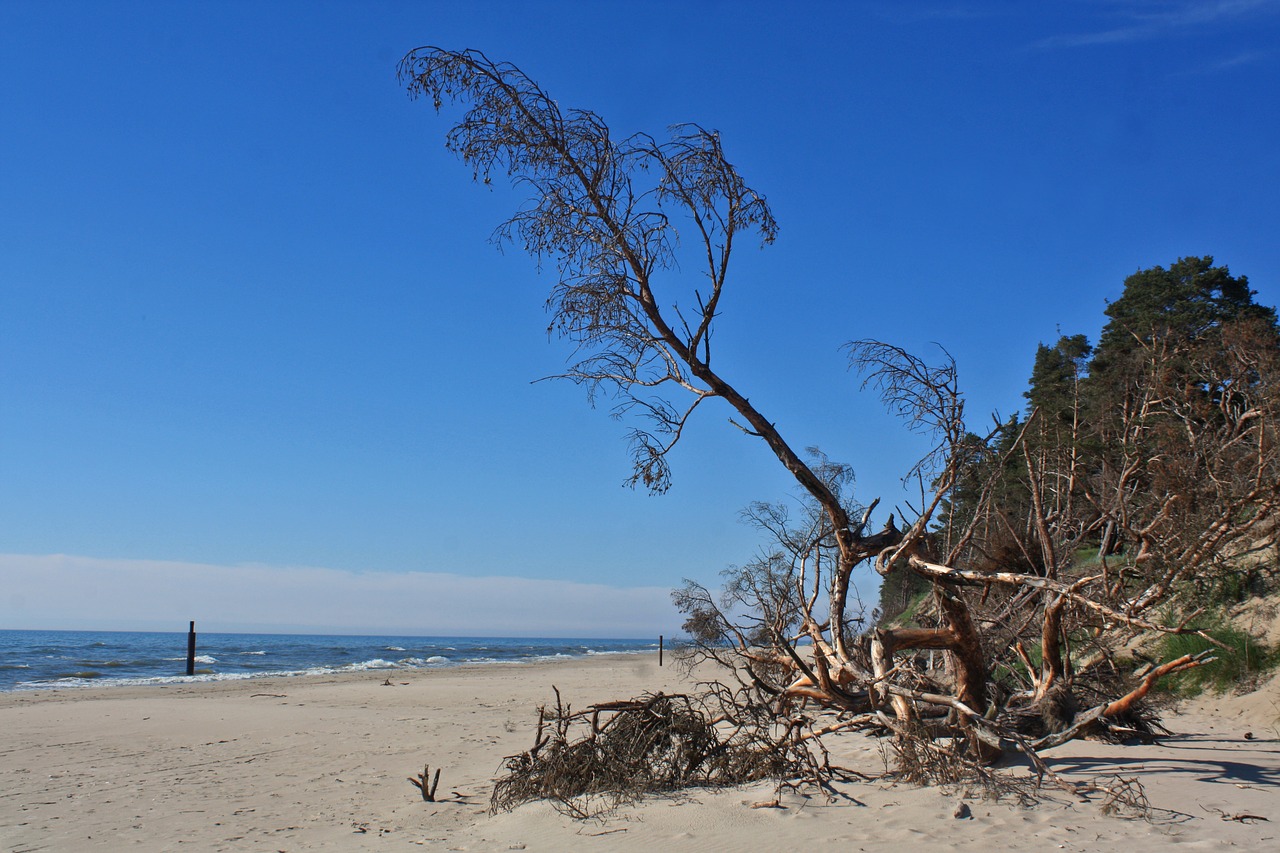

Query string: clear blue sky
[2,1,1278,635]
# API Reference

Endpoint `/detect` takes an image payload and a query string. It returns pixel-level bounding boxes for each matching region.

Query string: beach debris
[1205,805,1270,823]
[1093,776,1153,819]
[491,687,835,818]
[750,798,782,809]
[952,802,972,819]
[409,764,442,802]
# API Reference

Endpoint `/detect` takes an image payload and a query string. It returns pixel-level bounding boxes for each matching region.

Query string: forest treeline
[879,255,1280,624]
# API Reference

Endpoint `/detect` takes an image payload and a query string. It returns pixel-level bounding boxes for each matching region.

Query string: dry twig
[409,764,442,802]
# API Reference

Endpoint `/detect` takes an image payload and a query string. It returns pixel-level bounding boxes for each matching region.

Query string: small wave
[240,651,267,656]
[17,669,297,690]
[393,656,450,667]
[74,659,133,668]
[0,664,31,670]
[384,646,406,652]
[15,662,356,691]
[340,658,399,671]
[531,653,576,663]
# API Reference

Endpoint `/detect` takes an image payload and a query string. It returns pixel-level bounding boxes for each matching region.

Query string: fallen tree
[400,47,1278,807]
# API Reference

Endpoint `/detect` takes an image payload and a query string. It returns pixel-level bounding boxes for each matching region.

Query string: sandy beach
[2,653,1277,852]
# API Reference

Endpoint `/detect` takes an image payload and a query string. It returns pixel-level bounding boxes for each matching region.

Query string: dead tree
[399,45,899,657]
[1083,319,1280,611]
[403,47,1270,800]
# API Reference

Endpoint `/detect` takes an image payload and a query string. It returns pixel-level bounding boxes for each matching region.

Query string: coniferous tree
[1026,334,1092,425]
[1090,256,1277,381]
[1012,257,1280,599]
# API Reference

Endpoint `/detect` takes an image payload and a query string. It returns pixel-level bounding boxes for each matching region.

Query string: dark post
[186,621,196,676]
[659,634,664,667]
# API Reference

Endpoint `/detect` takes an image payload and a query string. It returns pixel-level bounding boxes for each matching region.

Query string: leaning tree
[400,48,1274,803]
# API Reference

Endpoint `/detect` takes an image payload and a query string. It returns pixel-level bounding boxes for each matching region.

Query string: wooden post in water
[659,635,664,667]
[186,621,196,676]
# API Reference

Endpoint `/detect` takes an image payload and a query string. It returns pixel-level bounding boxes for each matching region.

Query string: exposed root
[491,689,828,817]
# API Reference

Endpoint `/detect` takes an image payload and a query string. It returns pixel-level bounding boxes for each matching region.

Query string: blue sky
[2,1,1277,635]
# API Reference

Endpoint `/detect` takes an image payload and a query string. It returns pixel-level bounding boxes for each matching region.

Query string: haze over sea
[0,630,655,692]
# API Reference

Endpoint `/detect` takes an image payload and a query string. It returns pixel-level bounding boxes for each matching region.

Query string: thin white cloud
[1034,0,1279,49]
[1167,47,1273,74]
[1125,0,1274,25]
[0,554,677,638]
[1209,48,1271,67]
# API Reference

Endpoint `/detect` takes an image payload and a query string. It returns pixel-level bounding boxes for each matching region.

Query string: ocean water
[0,629,657,691]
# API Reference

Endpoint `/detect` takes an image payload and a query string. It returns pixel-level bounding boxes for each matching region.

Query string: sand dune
[2,654,1277,851]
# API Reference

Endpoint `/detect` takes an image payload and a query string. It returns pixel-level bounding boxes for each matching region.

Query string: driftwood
[408,764,441,802]
[1205,806,1270,823]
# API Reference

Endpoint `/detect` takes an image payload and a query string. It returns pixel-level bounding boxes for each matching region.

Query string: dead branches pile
[882,717,1036,804]
[491,689,814,817]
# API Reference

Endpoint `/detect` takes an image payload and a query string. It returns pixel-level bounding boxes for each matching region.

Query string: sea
[0,629,657,692]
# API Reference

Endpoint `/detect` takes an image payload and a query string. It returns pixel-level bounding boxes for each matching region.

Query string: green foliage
[896,587,932,625]
[877,566,931,625]
[1025,333,1092,424]
[1091,256,1278,380]
[1072,546,1101,566]
[1193,568,1271,608]
[930,415,1030,565]
[1157,624,1277,696]
[1000,254,1280,597]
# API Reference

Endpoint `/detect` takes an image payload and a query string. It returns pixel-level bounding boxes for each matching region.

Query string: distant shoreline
[0,650,661,703]
[0,628,661,692]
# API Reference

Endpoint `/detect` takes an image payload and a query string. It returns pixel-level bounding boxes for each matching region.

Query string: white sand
[2,654,1277,851]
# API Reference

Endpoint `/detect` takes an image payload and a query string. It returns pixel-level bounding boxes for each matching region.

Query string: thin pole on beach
[186,621,196,676]
[659,635,663,667]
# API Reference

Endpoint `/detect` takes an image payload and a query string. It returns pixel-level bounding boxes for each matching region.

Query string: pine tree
[1090,256,1277,380]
